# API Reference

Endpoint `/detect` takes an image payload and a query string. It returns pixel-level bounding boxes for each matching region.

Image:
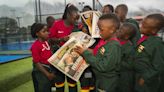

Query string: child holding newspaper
[49,3,80,92]
[74,14,121,92]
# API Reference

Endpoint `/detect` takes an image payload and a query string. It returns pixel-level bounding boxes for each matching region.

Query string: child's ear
[151,29,158,35]
[110,30,114,33]
[125,35,130,40]
[67,13,71,18]
[36,32,39,37]
[112,27,117,33]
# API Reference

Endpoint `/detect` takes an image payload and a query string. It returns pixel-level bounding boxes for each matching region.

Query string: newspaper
[69,31,96,48]
[48,32,95,82]
[80,10,102,38]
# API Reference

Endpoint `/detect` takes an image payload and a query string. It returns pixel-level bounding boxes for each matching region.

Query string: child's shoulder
[122,41,134,48]
[109,40,121,45]
[148,36,163,43]
[54,19,64,25]
[125,18,139,28]
[145,36,164,48]
[126,18,138,24]
[105,40,121,49]
[122,42,135,53]
[99,40,121,54]
[31,40,41,48]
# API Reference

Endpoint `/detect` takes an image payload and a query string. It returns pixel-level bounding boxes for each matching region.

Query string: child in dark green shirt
[134,14,164,92]
[117,23,137,92]
[115,4,141,47]
[74,14,121,92]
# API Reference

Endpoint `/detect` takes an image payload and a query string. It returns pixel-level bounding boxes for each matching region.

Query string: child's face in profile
[68,11,79,24]
[117,26,129,40]
[140,18,157,35]
[98,19,115,40]
[36,26,49,40]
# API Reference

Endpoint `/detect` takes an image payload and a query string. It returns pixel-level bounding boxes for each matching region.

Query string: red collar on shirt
[93,37,120,56]
[108,37,120,42]
[93,39,106,56]
[137,35,149,45]
[137,34,158,45]
[117,38,129,46]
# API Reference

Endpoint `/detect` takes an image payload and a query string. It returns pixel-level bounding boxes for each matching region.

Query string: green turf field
[0,57,81,92]
[0,57,33,91]
[9,80,34,92]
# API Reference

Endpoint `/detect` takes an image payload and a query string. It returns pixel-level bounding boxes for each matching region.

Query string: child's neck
[106,34,117,41]
[38,38,46,42]
[118,38,128,42]
[64,19,72,27]
[142,33,157,37]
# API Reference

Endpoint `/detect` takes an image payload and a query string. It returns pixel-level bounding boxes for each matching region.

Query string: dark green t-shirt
[134,36,164,81]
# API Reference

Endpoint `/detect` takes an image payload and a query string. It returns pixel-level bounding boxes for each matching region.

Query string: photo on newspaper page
[48,37,95,82]
[69,31,96,48]
[81,11,101,38]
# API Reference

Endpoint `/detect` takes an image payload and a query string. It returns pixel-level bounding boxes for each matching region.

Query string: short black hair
[83,5,92,11]
[46,16,55,23]
[99,14,120,29]
[146,13,164,31]
[104,4,114,13]
[115,4,128,12]
[121,23,137,40]
[62,3,79,20]
[31,23,45,38]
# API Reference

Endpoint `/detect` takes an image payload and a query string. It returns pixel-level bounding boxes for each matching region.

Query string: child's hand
[62,36,69,42]
[74,46,85,55]
[58,36,70,42]
[82,27,88,34]
[138,78,145,86]
[47,72,55,80]
[88,48,93,52]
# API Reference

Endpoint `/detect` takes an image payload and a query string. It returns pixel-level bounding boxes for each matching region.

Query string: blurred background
[0,0,163,51]
[0,0,163,91]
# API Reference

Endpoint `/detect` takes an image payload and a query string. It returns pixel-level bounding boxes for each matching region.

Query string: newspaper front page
[48,32,95,82]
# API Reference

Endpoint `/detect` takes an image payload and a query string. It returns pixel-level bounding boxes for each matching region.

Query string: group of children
[30,3,164,92]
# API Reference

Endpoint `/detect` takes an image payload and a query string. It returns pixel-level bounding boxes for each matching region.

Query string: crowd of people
[30,3,164,92]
